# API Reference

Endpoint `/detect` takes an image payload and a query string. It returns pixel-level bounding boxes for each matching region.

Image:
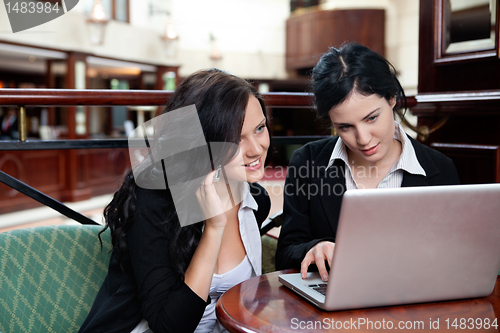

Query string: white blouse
[327,121,426,190]
[195,255,253,332]
[131,183,262,333]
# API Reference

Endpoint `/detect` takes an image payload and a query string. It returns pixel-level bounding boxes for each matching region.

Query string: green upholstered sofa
[0,214,284,332]
[0,225,111,333]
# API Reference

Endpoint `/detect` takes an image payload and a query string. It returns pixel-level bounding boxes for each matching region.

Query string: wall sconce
[150,4,179,58]
[162,17,178,58]
[87,0,109,45]
[209,33,222,64]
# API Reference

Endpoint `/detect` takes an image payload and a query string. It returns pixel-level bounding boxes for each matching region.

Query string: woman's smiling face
[328,91,398,167]
[223,95,269,183]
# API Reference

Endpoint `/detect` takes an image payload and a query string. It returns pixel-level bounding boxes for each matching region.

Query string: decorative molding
[416,91,500,103]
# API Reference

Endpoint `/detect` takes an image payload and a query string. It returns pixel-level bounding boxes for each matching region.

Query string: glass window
[101,0,112,19]
[115,0,128,22]
[290,0,319,13]
[86,0,128,23]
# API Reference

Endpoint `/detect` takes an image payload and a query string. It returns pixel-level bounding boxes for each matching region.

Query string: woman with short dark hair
[276,43,459,281]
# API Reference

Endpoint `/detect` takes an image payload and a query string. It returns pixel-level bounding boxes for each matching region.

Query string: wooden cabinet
[418,0,500,93]
[286,9,385,70]
[412,0,500,184]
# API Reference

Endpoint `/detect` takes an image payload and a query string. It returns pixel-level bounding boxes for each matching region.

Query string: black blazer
[275,136,460,270]
[80,183,270,333]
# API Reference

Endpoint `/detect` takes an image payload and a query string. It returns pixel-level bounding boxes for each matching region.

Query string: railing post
[18,106,27,142]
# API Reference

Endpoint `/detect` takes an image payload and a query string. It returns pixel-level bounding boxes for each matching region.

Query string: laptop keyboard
[308,283,328,296]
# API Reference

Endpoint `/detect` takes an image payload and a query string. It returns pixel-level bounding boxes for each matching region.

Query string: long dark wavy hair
[311,42,407,120]
[101,68,269,280]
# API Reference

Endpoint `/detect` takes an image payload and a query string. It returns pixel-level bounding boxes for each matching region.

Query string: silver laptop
[279,183,500,311]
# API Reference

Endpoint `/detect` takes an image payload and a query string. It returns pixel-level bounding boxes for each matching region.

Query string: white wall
[0,0,290,79]
[171,0,289,78]
[387,0,420,96]
[0,0,419,83]
[320,0,420,136]
[321,0,420,94]
[0,1,167,65]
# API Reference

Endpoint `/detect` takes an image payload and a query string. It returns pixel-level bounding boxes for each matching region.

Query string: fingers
[196,170,217,200]
[195,170,226,228]
[201,169,217,188]
[300,253,314,279]
[323,242,335,269]
[325,242,335,269]
[300,241,335,281]
[315,254,329,282]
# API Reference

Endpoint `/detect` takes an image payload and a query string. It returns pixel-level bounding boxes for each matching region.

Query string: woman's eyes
[256,124,266,133]
[337,114,379,131]
[240,124,266,142]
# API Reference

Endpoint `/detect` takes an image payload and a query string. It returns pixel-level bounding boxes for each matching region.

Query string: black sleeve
[275,147,334,270]
[128,189,209,333]
[250,182,271,229]
[412,137,461,186]
[435,152,460,185]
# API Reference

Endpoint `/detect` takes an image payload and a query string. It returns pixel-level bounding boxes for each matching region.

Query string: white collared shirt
[326,121,426,190]
[236,182,262,276]
[195,182,261,333]
[133,182,262,333]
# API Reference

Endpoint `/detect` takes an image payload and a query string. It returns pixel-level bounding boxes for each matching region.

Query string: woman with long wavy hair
[79,69,271,333]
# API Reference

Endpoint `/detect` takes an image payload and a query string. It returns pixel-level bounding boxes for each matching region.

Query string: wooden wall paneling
[62,150,90,202]
[286,16,314,69]
[88,149,112,181]
[61,52,92,202]
[87,148,130,196]
[76,149,90,189]
[418,0,437,93]
[0,151,65,213]
[286,19,298,69]
[300,18,314,67]
[430,143,500,184]
[334,9,385,56]
[111,149,129,177]
[413,93,500,143]
[286,9,385,70]
[416,0,500,184]
[0,153,25,200]
[24,151,65,192]
[417,115,500,145]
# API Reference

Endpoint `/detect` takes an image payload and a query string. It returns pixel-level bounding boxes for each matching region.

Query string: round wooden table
[216,270,500,332]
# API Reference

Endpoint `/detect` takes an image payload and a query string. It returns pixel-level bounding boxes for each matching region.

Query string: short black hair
[311,43,406,119]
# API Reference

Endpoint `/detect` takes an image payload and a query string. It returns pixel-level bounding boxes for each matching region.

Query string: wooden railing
[0,89,325,224]
[0,89,324,147]
[0,89,314,107]
[0,89,424,224]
